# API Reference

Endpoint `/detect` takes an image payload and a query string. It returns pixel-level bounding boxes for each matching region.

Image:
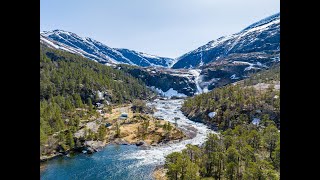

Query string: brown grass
[153,166,168,180]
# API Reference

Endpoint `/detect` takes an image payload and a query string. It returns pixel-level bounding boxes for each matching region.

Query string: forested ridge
[164,124,280,180]
[40,44,153,155]
[182,65,280,130]
[163,66,280,180]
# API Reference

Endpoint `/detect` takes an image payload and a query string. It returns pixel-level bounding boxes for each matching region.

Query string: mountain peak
[241,12,280,32]
[40,30,174,67]
[172,13,280,69]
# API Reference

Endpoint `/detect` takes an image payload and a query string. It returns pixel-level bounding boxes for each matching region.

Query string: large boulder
[86,147,95,154]
[136,141,146,146]
[114,138,129,145]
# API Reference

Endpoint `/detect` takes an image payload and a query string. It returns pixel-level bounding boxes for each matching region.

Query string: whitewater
[41,99,217,180]
[120,99,216,167]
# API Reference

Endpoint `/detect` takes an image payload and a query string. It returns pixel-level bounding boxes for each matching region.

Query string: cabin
[96,109,106,116]
[119,113,128,120]
[105,122,112,127]
[95,103,105,109]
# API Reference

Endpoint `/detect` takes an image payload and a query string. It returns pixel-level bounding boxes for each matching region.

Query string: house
[96,109,105,115]
[105,122,112,127]
[95,103,104,109]
[119,113,128,120]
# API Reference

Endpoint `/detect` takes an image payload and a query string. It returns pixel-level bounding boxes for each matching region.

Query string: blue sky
[40,0,279,58]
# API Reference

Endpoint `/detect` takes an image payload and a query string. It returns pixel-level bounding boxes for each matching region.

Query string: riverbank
[40,103,187,163]
[153,166,167,180]
[41,99,216,179]
[40,153,63,162]
[121,99,216,174]
[41,99,214,180]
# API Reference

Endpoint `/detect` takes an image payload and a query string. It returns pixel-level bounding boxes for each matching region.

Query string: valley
[40,12,280,180]
[40,99,216,180]
[41,13,279,97]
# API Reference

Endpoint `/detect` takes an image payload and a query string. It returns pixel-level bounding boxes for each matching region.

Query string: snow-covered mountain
[172,13,280,69]
[40,30,174,67]
[40,13,280,97]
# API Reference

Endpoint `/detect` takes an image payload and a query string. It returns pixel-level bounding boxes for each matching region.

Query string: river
[40,99,216,180]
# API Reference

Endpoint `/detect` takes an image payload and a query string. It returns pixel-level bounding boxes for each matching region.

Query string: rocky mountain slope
[172,13,280,69]
[40,30,174,67]
[40,13,280,98]
[169,13,280,94]
[118,65,199,97]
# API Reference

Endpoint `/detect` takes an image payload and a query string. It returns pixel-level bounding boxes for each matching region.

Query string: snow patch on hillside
[252,118,261,125]
[230,74,240,80]
[208,112,216,118]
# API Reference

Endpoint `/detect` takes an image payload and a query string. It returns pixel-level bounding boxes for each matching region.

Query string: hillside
[40,43,153,157]
[181,65,280,130]
[172,13,279,69]
[39,13,280,99]
[118,65,199,97]
[163,124,280,180]
[161,66,280,180]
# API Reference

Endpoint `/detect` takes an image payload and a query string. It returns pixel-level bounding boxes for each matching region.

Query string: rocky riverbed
[41,99,217,180]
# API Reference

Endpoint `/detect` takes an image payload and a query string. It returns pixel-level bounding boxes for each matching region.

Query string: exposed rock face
[135,141,146,146]
[84,141,106,151]
[190,51,279,92]
[85,147,95,154]
[113,138,129,145]
[40,153,63,162]
[119,65,198,96]
[117,13,280,96]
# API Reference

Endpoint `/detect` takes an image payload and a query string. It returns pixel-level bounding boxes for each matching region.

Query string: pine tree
[246,130,261,150]
[98,125,107,141]
[263,125,279,160]
[65,97,74,111]
[165,152,182,180]
[74,94,83,108]
[185,161,200,180]
[115,122,121,138]
[87,98,93,112]
[224,135,234,150]
[272,138,280,170]
[225,162,237,180]
[66,130,75,149]
[40,128,47,145]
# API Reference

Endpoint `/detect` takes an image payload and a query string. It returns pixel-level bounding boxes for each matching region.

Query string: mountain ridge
[172,12,280,69]
[40,12,279,70]
[40,30,174,67]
